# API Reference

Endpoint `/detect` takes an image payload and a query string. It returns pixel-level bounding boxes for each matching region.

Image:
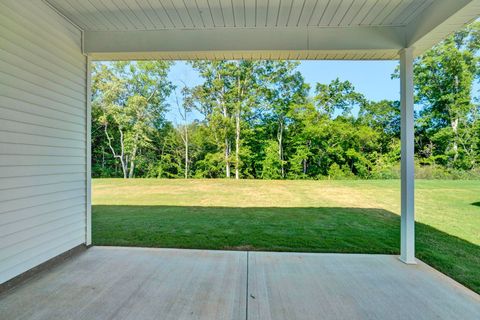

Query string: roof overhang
[44,0,480,60]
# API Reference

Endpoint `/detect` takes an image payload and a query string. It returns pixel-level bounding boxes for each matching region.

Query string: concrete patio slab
[0,247,247,320]
[247,252,480,320]
[0,247,479,320]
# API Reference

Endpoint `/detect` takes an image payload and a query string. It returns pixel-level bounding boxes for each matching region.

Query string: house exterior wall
[0,0,87,284]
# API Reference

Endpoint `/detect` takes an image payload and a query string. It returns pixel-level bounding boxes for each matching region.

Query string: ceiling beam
[83,26,405,60]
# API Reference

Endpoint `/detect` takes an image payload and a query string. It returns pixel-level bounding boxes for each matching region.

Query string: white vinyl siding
[0,0,86,284]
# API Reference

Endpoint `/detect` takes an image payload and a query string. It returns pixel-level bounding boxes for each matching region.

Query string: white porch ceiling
[44,0,480,60]
[46,0,434,29]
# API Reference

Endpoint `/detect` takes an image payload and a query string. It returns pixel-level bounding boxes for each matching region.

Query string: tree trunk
[225,138,231,178]
[451,76,460,164]
[120,161,127,179]
[101,146,105,169]
[128,132,139,179]
[277,119,284,178]
[184,125,189,179]
[222,101,231,178]
[128,161,135,178]
[104,123,128,179]
[119,129,128,179]
[235,109,240,179]
[218,75,231,179]
[234,76,244,180]
[451,117,459,162]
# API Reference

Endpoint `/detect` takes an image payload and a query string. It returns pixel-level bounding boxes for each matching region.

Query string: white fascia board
[406,0,480,56]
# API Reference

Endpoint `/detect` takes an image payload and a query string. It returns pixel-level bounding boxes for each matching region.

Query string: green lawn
[93,179,480,293]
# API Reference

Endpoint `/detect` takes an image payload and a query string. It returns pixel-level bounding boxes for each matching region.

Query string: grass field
[93,179,480,293]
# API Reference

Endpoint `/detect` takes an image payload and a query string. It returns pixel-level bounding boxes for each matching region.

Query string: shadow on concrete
[92,205,480,294]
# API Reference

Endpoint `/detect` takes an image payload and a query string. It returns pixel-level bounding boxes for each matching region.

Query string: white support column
[399,47,416,264]
[85,55,92,246]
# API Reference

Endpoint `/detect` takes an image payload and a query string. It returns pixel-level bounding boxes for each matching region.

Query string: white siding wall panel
[1,196,86,226]
[0,173,86,190]
[0,0,87,284]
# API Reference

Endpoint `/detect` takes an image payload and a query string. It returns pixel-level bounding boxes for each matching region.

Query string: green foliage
[146,154,181,178]
[287,145,310,179]
[91,22,480,180]
[314,78,365,116]
[261,140,283,179]
[194,152,225,178]
[91,61,174,178]
[395,21,480,170]
[327,163,355,179]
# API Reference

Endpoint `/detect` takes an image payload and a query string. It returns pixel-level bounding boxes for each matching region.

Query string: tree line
[91,23,480,179]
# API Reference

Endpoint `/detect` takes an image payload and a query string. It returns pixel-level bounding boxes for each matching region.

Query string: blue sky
[166,60,400,122]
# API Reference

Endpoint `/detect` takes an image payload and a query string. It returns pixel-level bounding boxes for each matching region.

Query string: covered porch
[1,246,479,319]
[1,1,480,319]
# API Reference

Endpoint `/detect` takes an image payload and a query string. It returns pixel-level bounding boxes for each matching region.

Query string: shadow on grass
[92,205,480,294]
[471,201,480,207]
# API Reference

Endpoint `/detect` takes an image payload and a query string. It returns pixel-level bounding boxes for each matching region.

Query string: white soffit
[44,0,480,60]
